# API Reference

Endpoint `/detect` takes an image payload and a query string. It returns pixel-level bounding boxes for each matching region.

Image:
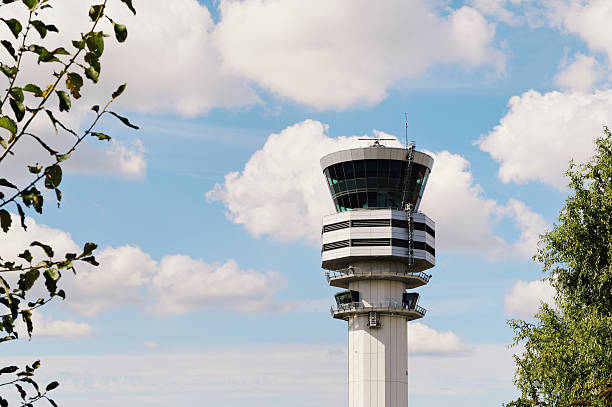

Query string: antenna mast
[404,113,408,148]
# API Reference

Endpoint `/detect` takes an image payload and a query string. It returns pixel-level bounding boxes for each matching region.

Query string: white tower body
[320,145,435,407]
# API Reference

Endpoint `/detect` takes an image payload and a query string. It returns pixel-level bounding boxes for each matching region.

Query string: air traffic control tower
[320,142,435,407]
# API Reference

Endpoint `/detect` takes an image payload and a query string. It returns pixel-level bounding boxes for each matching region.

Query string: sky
[0,0,610,406]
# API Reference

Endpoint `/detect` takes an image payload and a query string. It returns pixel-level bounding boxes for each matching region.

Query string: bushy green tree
[507,128,612,407]
[0,0,137,405]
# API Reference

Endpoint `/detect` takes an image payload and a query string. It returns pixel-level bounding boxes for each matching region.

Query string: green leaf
[65,72,83,99]
[85,31,104,57]
[30,45,59,64]
[23,84,43,96]
[72,39,85,50]
[56,90,70,112]
[0,366,18,374]
[56,153,70,162]
[9,87,23,103]
[21,0,37,10]
[1,18,22,39]
[113,23,127,43]
[17,250,32,263]
[43,268,59,294]
[21,310,33,338]
[16,203,26,230]
[88,4,104,21]
[28,164,42,173]
[81,242,97,257]
[0,64,18,79]
[84,66,99,83]
[54,188,61,206]
[17,269,39,291]
[1,40,16,60]
[51,47,69,55]
[21,188,43,214]
[9,98,25,122]
[109,111,139,129]
[0,178,18,189]
[45,382,59,391]
[92,132,110,141]
[54,289,65,300]
[91,105,99,113]
[80,256,99,266]
[84,52,100,72]
[31,20,47,38]
[0,209,11,232]
[46,24,58,34]
[119,0,136,14]
[43,164,62,189]
[30,241,53,257]
[112,84,126,99]
[0,116,17,136]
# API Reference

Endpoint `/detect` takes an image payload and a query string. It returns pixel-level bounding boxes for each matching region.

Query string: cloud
[213,0,504,109]
[14,311,95,339]
[478,89,610,189]
[548,0,612,66]
[0,0,258,116]
[150,256,285,315]
[0,341,516,406]
[0,214,283,317]
[208,120,546,260]
[0,0,504,114]
[62,139,146,180]
[555,53,603,92]
[469,0,520,25]
[408,322,470,355]
[504,279,556,318]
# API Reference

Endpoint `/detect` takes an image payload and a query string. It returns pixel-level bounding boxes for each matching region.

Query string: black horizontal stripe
[322,238,435,256]
[321,218,435,238]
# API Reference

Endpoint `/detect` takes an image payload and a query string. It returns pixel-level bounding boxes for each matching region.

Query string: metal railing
[325,269,431,284]
[330,301,427,316]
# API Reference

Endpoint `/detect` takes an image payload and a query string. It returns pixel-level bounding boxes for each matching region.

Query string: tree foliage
[507,128,612,407]
[0,0,137,405]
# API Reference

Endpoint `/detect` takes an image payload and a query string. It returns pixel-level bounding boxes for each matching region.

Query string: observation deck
[330,300,427,321]
[325,267,431,289]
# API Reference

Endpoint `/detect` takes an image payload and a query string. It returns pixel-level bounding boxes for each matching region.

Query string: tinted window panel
[354,160,366,178]
[342,161,355,179]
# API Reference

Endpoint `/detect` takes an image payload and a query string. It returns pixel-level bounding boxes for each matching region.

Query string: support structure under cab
[320,143,435,407]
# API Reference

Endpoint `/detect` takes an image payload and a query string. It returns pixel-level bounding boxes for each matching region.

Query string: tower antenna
[404,113,408,148]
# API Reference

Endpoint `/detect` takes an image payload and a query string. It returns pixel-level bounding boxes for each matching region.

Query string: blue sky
[1,0,610,406]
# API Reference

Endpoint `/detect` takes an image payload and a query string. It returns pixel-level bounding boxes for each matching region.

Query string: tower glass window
[323,159,430,212]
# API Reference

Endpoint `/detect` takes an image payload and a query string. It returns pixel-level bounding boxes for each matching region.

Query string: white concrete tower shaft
[320,145,435,407]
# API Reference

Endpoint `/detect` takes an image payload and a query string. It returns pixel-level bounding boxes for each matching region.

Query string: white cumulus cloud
[555,53,603,92]
[14,311,95,339]
[408,322,470,355]
[213,0,504,109]
[208,120,546,260]
[478,89,609,189]
[504,279,556,318]
[150,256,285,315]
[548,0,612,66]
[0,214,284,317]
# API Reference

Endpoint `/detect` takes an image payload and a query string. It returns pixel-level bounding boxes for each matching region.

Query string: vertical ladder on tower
[402,143,415,266]
[407,205,413,266]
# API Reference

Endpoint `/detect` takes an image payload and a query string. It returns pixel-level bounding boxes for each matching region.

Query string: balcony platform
[325,269,430,289]
[330,301,426,321]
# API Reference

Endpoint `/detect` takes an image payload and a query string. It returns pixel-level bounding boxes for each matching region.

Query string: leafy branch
[0,0,138,405]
